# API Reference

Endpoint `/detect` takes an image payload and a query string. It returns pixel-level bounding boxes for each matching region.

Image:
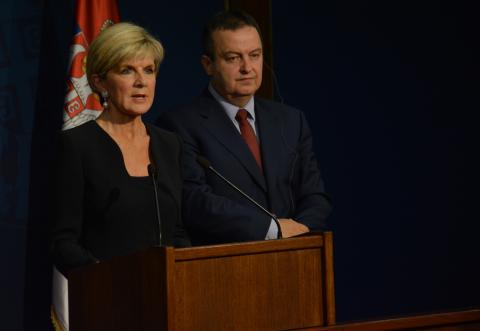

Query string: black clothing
[51,120,189,274]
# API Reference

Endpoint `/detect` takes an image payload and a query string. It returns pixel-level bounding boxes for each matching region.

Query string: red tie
[235,108,262,170]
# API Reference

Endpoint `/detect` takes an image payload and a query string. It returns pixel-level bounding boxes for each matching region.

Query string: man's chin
[234,87,258,97]
[231,93,255,100]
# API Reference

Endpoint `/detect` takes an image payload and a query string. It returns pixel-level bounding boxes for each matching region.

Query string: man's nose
[240,57,252,73]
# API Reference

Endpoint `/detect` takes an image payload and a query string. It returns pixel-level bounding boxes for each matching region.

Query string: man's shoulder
[161,96,205,118]
[255,97,302,117]
[158,93,218,128]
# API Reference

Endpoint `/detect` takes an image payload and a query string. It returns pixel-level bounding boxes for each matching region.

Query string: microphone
[196,156,282,239]
[148,164,163,246]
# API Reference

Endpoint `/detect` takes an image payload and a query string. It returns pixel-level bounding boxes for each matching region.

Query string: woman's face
[98,56,156,117]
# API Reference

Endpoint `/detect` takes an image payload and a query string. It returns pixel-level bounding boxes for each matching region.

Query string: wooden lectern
[68,232,335,330]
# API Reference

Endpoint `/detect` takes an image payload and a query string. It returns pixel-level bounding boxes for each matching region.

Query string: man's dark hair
[202,10,263,59]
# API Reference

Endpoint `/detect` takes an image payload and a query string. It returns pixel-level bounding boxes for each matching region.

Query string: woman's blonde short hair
[86,22,164,91]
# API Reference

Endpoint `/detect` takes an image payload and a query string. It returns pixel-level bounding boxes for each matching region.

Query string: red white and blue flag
[52,1,119,330]
[62,0,120,130]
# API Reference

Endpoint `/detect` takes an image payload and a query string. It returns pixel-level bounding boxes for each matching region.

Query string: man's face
[202,26,263,107]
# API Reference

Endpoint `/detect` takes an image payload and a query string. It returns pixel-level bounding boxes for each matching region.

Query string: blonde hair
[86,22,164,91]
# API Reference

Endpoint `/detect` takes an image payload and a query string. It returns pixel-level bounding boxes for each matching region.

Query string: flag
[62,0,120,130]
[51,1,119,330]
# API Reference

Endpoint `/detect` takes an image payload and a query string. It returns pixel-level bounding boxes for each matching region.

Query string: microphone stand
[197,156,282,239]
[148,164,163,246]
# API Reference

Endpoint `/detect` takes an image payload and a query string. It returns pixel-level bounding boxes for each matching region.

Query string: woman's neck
[96,111,147,140]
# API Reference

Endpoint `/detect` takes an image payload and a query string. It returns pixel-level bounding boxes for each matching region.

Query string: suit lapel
[256,101,285,199]
[198,94,267,192]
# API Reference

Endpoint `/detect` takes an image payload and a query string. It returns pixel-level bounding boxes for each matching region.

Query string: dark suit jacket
[51,120,190,274]
[158,91,331,246]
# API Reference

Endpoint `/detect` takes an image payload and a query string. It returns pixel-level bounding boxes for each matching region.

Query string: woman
[51,22,190,274]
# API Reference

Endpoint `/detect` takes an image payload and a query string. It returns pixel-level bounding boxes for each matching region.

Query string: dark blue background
[272,1,479,321]
[1,1,478,330]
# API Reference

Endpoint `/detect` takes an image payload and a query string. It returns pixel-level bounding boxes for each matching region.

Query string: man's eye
[226,56,239,63]
[251,53,260,59]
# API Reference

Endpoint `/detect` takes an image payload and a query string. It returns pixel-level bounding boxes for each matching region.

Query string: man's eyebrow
[221,51,241,55]
[221,48,262,56]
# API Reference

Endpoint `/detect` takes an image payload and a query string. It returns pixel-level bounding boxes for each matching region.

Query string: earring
[101,91,109,110]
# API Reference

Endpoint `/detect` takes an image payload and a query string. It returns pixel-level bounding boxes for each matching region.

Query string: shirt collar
[208,84,256,122]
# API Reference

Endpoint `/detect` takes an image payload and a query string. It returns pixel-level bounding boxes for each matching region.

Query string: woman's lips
[131,94,147,101]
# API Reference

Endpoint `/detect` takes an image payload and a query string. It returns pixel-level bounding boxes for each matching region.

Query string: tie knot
[235,108,249,122]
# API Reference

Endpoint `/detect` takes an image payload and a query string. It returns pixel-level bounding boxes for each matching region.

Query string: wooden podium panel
[174,234,333,330]
[68,232,335,331]
[69,248,171,330]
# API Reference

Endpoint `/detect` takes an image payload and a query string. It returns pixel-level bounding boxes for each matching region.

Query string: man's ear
[201,55,214,76]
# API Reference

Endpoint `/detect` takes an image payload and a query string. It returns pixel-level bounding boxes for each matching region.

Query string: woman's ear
[91,74,105,93]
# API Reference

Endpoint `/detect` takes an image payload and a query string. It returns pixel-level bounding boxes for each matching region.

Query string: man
[158,10,331,246]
